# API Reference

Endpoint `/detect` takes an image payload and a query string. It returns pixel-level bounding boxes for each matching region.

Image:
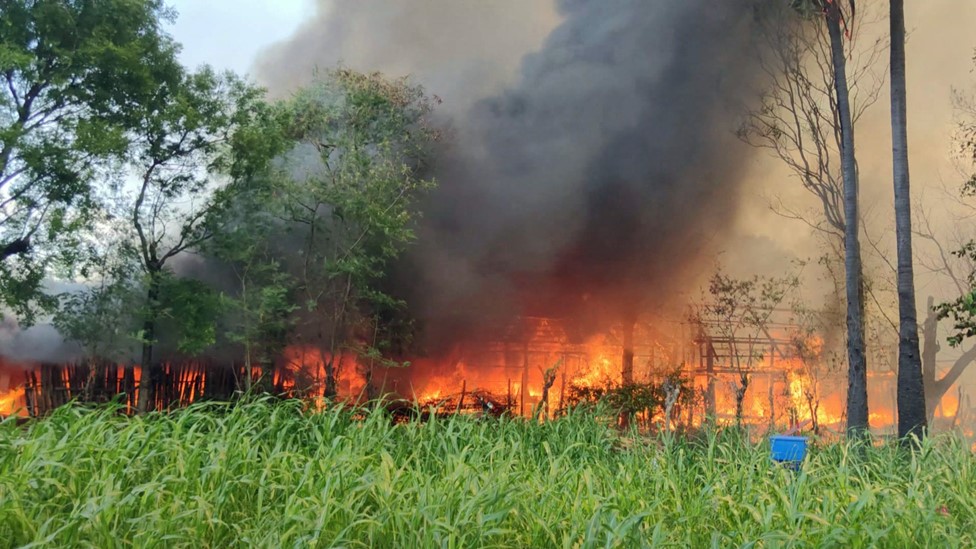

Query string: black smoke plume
[260,0,781,349]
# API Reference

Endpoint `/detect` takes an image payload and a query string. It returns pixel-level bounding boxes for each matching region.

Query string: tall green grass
[0,400,973,548]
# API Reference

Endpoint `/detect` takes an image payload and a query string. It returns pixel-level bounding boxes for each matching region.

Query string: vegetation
[937,234,976,347]
[0,401,973,547]
[5,3,976,546]
[115,68,273,412]
[247,69,440,398]
[565,370,704,433]
[0,0,179,322]
[2,1,441,404]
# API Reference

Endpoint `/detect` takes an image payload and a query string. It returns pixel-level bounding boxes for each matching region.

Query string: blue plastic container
[770,435,808,463]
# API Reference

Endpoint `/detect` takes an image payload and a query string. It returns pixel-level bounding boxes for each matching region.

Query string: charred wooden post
[536,363,559,421]
[457,380,466,414]
[621,317,635,385]
[520,341,529,416]
[24,370,37,417]
[123,365,136,410]
[558,372,566,416]
[705,342,716,420]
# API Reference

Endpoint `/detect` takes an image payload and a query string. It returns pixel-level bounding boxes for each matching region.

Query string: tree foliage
[694,268,800,427]
[116,67,276,411]
[52,256,141,363]
[209,188,298,389]
[259,69,440,396]
[0,0,180,322]
[935,238,976,347]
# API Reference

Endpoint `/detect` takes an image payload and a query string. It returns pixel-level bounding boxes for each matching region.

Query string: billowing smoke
[5,1,782,362]
[0,319,79,365]
[256,0,560,113]
[260,0,779,347]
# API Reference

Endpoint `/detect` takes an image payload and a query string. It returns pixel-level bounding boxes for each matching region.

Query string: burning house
[0,309,845,432]
[2,0,973,444]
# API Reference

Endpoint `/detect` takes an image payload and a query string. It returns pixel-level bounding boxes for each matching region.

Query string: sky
[164,0,313,77]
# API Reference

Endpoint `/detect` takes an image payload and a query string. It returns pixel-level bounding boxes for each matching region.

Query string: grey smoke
[0,280,84,364]
[259,0,780,348]
[256,0,560,113]
[0,319,80,364]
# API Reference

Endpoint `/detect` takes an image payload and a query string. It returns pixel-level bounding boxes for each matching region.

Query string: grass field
[1,401,974,548]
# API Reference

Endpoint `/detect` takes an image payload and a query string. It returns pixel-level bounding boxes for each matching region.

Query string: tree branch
[935,345,976,395]
[0,236,31,262]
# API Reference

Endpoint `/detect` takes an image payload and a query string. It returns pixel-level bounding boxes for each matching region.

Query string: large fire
[0,315,971,440]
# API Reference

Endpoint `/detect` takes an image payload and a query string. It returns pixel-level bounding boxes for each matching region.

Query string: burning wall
[0,361,28,417]
[0,313,966,440]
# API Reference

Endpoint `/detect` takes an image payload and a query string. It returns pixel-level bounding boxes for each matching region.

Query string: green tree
[52,246,142,405]
[53,253,141,364]
[274,69,440,399]
[0,0,180,322]
[208,179,298,392]
[110,67,273,412]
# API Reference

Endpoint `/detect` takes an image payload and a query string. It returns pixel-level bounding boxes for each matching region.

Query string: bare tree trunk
[136,271,162,413]
[922,298,976,422]
[323,357,337,398]
[805,390,820,435]
[535,366,558,422]
[889,0,927,440]
[734,373,749,430]
[826,2,869,436]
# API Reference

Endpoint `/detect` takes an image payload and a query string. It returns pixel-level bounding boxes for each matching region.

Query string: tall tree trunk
[826,2,869,435]
[890,0,927,439]
[136,271,162,413]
